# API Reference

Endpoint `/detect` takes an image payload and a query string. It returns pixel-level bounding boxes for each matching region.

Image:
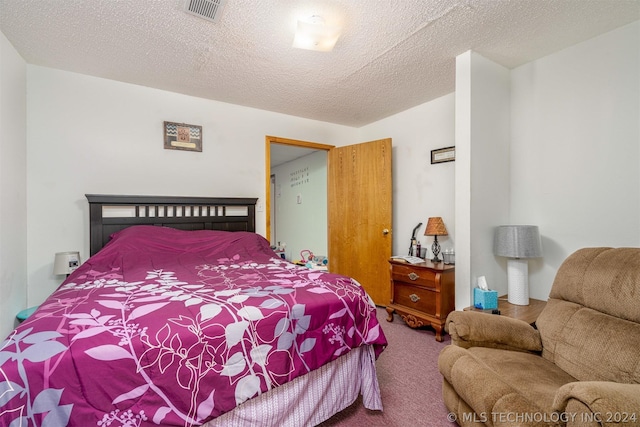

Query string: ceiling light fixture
[292,15,341,52]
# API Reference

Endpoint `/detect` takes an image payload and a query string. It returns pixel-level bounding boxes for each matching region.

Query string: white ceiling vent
[184,0,227,23]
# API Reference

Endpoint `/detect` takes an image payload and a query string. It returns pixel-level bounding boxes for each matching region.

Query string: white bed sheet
[205,345,382,427]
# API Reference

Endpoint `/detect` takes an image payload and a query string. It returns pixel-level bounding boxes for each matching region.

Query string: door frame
[264,136,335,242]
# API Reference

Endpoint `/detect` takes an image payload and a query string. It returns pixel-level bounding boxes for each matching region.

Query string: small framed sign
[431,146,455,164]
[163,121,202,152]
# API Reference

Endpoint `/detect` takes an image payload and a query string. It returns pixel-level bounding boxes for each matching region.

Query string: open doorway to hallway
[266,136,332,263]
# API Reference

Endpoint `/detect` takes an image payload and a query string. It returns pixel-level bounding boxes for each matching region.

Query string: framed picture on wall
[163,121,202,152]
[431,146,455,164]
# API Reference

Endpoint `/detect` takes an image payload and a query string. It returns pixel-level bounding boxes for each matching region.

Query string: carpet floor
[318,307,457,427]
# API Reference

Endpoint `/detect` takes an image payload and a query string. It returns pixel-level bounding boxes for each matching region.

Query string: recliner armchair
[438,247,640,426]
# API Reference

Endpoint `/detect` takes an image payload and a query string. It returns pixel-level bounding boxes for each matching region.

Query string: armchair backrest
[536,247,640,383]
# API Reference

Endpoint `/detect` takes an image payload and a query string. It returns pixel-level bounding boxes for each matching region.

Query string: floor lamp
[494,225,542,305]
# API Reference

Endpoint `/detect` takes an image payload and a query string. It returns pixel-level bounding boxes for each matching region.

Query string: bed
[0,195,387,427]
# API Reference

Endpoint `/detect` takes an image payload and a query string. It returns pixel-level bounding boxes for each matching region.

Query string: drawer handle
[409,293,420,303]
[408,272,419,281]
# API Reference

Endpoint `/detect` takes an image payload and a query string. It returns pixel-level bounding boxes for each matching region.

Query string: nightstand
[16,306,39,323]
[463,295,547,326]
[386,259,455,341]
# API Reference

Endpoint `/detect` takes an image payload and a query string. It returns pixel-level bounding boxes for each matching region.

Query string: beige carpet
[318,307,456,427]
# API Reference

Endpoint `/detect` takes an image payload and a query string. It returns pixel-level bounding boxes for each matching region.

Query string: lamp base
[507,258,529,306]
[431,236,442,263]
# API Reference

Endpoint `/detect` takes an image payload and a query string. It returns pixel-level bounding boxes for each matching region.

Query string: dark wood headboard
[85,194,258,256]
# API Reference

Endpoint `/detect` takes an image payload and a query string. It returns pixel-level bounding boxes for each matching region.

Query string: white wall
[454,52,473,311]
[359,94,456,258]
[26,66,356,305]
[271,150,328,262]
[455,21,640,306]
[455,51,511,309]
[0,31,27,338]
[510,21,640,299]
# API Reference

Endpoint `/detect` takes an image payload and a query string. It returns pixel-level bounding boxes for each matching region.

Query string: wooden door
[328,139,392,305]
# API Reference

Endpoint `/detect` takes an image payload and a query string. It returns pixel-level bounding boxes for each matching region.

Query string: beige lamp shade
[425,217,448,236]
[53,251,81,275]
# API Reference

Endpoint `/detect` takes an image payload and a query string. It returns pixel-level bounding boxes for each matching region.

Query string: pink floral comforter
[0,226,386,427]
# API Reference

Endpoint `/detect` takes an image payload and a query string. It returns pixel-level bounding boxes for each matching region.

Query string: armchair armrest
[554,382,640,426]
[445,311,542,352]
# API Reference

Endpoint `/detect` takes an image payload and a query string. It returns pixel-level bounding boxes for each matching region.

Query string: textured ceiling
[1,0,638,127]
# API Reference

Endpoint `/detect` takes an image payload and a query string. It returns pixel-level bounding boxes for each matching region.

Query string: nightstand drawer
[391,264,436,288]
[393,283,437,315]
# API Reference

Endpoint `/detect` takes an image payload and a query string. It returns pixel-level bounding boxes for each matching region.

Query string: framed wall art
[431,146,455,164]
[163,121,202,152]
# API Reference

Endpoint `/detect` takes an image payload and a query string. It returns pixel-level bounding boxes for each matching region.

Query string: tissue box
[474,288,498,310]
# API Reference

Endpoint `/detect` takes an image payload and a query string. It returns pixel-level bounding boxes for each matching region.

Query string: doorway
[265,136,393,306]
[265,136,335,261]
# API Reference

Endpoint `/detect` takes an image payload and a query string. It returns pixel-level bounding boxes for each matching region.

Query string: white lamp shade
[53,251,81,275]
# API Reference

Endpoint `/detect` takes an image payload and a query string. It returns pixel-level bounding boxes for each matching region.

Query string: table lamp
[53,251,81,277]
[425,217,448,262]
[493,225,542,305]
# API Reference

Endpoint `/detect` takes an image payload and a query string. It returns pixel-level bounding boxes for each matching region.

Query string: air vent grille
[184,0,226,23]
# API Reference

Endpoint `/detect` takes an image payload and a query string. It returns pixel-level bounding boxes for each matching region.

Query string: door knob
[382,229,390,235]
